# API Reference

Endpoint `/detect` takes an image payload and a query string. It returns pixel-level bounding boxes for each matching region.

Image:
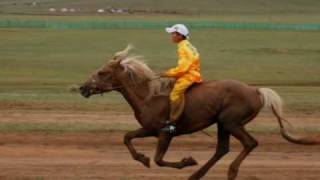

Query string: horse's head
[79,45,133,98]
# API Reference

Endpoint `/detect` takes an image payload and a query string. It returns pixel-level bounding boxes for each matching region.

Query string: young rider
[161,24,202,134]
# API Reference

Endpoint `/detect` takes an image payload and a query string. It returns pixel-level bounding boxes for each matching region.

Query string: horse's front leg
[124,128,154,168]
[154,132,198,169]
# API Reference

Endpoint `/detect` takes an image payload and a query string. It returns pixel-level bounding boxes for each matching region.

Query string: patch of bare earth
[0,110,319,179]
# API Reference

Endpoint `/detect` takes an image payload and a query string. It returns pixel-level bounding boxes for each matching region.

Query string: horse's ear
[113,44,134,61]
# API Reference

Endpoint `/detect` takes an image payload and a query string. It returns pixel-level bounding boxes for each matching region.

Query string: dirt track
[0,111,319,180]
[0,131,320,180]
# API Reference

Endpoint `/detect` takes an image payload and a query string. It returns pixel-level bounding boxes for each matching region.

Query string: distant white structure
[69,8,75,12]
[97,9,105,13]
[109,8,127,14]
[116,9,123,13]
[110,8,116,13]
[61,8,68,12]
[31,1,37,6]
[49,8,56,12]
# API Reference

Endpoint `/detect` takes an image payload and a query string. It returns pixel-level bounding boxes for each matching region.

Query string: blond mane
[112,45,174,99]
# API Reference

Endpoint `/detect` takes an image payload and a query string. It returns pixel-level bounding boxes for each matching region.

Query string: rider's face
[171,32,184,43]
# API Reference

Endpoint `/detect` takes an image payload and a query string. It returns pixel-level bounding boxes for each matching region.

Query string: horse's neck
[118,82,149,116]
[117,77,175,121]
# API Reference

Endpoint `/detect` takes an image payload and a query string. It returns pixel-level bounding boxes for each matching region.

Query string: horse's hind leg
[225,126,258,180]
[154,132,198,169]
[124,128,154,168]
[189,124,230,180]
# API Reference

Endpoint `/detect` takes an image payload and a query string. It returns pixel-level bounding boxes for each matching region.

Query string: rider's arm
[164,47,193,77]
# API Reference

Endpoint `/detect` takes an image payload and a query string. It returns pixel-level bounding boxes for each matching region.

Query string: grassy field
[0,28,319,114]
[1,0,320,23]
[1,0,320,15]
[2,14,320,24]
[0,1,319,133]
[1,119,320,133]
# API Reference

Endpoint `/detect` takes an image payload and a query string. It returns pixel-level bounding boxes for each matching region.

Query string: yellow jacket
[165,40,202,82]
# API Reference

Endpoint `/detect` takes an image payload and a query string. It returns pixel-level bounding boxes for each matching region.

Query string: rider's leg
[169,96,185,123]
[162,78,193,133]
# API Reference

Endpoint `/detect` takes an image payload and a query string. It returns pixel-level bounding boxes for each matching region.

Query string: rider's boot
[161,98,185,134]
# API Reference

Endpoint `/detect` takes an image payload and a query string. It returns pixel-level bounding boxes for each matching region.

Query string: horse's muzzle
[79,86,91,98]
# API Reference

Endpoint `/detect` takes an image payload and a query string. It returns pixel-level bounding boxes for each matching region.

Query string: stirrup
[161,123,176,134]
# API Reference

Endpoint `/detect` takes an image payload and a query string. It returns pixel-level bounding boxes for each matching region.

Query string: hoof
[182,157,198,166]
[228,164,239,180]
[137,153,150,168]
[188,175,200,180]
[228,170,238,180]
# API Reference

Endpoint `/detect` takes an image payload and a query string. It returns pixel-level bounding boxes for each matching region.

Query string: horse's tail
[258,88,320,145]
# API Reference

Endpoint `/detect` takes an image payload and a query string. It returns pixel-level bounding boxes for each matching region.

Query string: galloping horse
[80,45,319,180]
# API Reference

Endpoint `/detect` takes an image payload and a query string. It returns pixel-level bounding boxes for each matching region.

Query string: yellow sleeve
[165,47,193,77]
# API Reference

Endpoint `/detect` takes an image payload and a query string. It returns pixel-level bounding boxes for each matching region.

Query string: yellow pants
[169,78,194,122]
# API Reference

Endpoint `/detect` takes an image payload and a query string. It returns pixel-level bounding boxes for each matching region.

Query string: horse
[79,45,319,180]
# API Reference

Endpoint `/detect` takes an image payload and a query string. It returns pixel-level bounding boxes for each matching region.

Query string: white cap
[165,24,189,37]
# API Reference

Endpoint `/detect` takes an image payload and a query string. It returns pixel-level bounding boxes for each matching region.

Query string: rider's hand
[160,72,167,77]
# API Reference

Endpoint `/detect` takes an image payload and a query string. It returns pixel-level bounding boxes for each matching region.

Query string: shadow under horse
[80,45,320,180]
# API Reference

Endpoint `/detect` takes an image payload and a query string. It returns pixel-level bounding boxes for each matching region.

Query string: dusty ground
[0,111,320,180]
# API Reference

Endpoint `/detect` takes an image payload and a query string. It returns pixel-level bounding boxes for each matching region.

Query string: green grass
[1,0,320,15]
[1,1,319,133]
[2,14,320,24]
[1,120,320,133]
[0,28,319,114]
[204,123,320,134]
[0,121,138,133]
[1,0,320,23]
[1,1,320,116]
[1,29,319,84]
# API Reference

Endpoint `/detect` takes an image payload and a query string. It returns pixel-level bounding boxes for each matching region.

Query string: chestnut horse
[80,45,319,180]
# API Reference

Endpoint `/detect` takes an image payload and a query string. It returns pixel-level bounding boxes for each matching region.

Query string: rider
[161,24,202,134]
